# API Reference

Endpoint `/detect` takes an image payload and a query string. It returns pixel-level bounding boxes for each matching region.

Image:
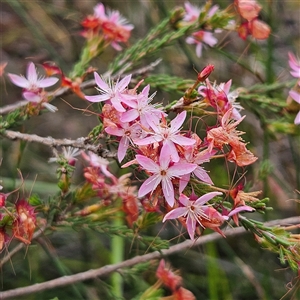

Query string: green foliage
[0,109,25,131]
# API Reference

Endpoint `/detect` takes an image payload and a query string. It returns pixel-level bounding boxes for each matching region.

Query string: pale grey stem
[1,130,117,157]
[0,100,28,115]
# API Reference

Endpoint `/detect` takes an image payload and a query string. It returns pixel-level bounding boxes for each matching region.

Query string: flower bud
[197,64,214,82]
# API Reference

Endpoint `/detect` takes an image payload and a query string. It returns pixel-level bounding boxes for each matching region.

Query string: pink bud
[198,64,214,82]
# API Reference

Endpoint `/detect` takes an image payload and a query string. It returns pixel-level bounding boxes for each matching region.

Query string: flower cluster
[85,70,257,240]
[81,152,139,227]
[234,0,271,40]
[155,259,196,299]
[81,2,134,51]
[288,52,300,125]
[8,62,59,112]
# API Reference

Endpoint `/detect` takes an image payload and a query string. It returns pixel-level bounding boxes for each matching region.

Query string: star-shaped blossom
[120,84,165,128]
[8,62,59,92]
[105,122,146,162]
[82,3,134,51]
[183,3,219,58]
[135,111,196,162]
[136,145,197,207]
[163,192,223,240]
[183,2,201,22]
[186,30,218,58]
[104,9,134,51]
[49,146,81,166]
[85,72,135,112]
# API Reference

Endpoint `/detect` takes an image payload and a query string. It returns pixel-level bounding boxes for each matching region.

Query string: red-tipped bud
[198,64,214,82]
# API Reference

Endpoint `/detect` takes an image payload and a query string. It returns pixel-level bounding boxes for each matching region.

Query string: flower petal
[228,205,255,217]
[38,77,59,88]
[116,74,131,91]
[8,74,29,88]
[168,163,197,177]
[134,135,163,145]
[23,92,41,103]
[161,177,175,207]
[94,72,110,91]
[171,134,196,146]
[186,214,196,240]
[163,207,188,222]
[118,136,129,162]
[138,174,161,197]
[179,173,190,193]
[294,111,300,125]
[161,141,178,164]
[159,143,172,168]
[170,111,186,132]
[136,155,159,173]
[178,193,191,206]
[27,62,37,83]
[120,109,139,123]
[289,90,300,104]
[85,94,109,102]
[105,126,124,137]
[194,191,222,206]
[111,96,126,112]
[193,166,213,185]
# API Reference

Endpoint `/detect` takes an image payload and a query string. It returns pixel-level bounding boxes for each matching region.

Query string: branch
[1,130,117,158]
[0,59,162,115]
[0,216,298,299]
[0,100,28,115]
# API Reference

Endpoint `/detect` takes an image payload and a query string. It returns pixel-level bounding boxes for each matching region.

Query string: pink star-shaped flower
[85,72,134,112]
[120,84,165,128]
[135,110,196,162]
[163,192,223,240]
[136,145,197,207]
[105,122,146,162]
[183,2,201,22]
[8,62,59,92]
[186,30,218,58]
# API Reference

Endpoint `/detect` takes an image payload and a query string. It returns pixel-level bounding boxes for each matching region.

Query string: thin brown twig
[1,130,117,158]
[0,216,298,299]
